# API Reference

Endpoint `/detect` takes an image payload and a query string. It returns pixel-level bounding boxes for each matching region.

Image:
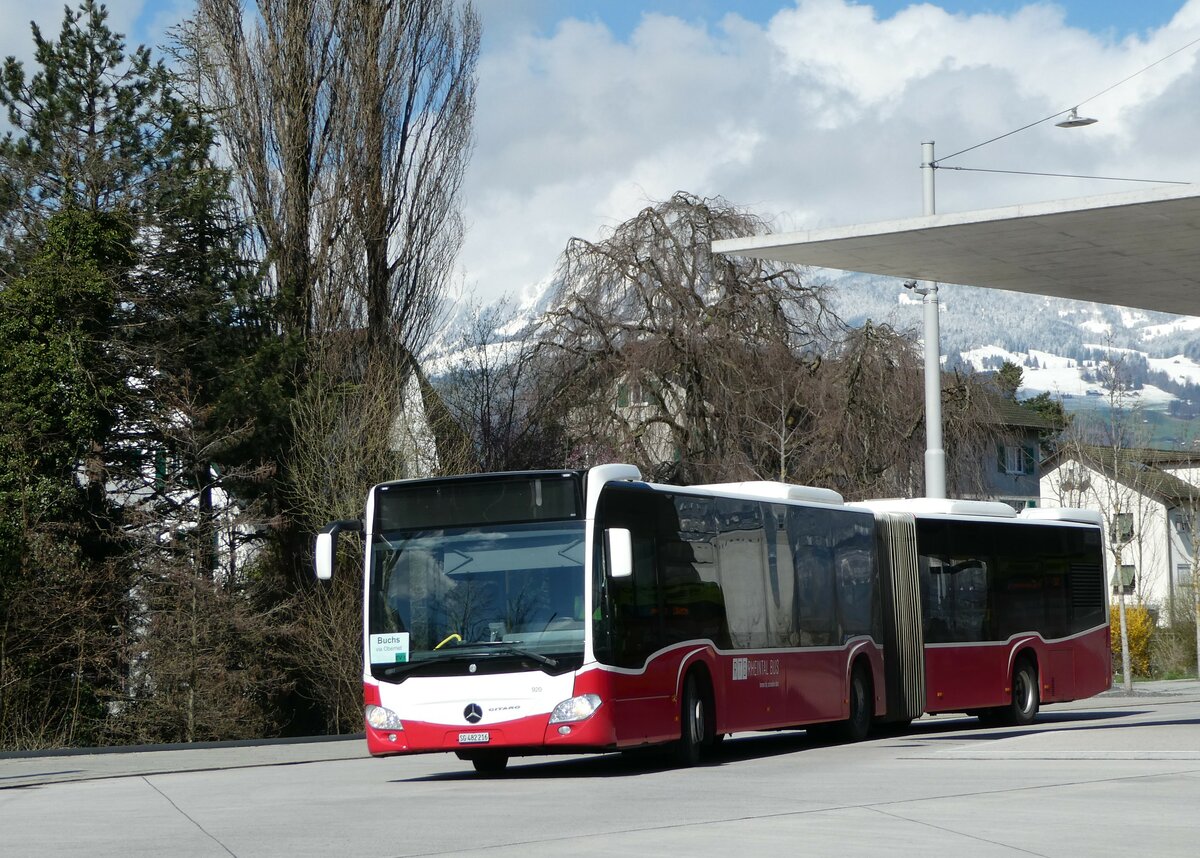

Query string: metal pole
[920,140,946,499]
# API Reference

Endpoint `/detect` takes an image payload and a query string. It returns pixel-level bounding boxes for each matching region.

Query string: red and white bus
[314,464,1110,773]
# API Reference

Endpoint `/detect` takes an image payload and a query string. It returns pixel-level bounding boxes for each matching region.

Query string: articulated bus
[314,464,1110,773]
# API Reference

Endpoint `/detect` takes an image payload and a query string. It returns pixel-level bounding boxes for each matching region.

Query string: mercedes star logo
[463,703,483,724]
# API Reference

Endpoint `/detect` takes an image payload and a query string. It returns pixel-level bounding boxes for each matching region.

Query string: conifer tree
[0,2,284,747]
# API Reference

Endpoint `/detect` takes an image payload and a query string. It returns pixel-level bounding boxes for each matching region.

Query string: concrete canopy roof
[712,184,1200,317]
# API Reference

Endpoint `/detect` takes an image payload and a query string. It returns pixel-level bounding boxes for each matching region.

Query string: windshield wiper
[454,640,559,667]
[481,643,558,667]
[379,653,480,679]
[379,644,557,678]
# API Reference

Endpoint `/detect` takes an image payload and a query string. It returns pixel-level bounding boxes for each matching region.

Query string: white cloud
[460,0,1200,303]
[0,1,152,67]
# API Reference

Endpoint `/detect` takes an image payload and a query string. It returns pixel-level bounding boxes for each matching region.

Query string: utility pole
[911,139,946,499]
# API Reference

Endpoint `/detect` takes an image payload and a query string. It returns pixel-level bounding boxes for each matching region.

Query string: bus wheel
[839,664,873,743]
[1006,659,1040,726]
[675,673,709,767]
[469,752,509,775]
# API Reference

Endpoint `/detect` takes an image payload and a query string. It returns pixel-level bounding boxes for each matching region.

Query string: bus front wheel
[466,751,509,775]
[675,673,711,767]
[839,664,873,743]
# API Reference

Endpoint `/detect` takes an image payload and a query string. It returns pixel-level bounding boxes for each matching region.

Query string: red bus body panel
[924,624,1111,714]
[363,640,887,757]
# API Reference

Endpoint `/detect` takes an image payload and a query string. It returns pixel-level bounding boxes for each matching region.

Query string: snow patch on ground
[1142,316,1200,339]
[1080,318,1111,335]
[946,343,1193,410]
[960,345,1024,370]
[1148,355,1200,386]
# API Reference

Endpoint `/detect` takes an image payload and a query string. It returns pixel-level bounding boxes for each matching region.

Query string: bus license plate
[459,732,490,744]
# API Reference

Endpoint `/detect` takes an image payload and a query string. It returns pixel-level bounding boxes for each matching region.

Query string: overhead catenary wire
[934,29,1200,166]
[935,165,1191,184]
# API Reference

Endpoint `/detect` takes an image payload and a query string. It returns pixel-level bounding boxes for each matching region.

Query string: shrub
[1152,591,1197,679]
[1111,602,1154,678]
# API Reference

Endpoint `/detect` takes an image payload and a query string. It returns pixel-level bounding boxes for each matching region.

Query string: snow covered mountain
[823,271,1200,412]
[430,269,1200,420]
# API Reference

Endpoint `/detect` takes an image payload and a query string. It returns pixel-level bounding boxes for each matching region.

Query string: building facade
[1041,446,1200,619]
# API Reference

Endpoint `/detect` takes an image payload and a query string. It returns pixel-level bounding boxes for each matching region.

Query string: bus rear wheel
[982,658,1039,727]
[1006,659,1040,726]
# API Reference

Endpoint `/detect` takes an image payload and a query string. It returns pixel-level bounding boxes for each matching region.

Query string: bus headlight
[365,704,404,730]
[548,694,602,724]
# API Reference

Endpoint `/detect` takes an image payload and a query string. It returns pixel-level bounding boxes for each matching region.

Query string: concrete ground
[2,679,1198,857]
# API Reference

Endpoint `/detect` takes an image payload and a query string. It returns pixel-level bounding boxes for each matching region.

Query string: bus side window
[768,504,796,646]
[921,557,952,643]
[921,557,989,642]
[665,496,731,648]
[789,506,836,647]
[714,497,770,648]
[833,512,876,641]
[949,559,989,642]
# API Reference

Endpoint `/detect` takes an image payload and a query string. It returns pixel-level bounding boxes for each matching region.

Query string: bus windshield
[367,520,587,680]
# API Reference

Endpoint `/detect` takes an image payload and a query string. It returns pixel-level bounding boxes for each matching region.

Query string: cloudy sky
[4,1,1199,305]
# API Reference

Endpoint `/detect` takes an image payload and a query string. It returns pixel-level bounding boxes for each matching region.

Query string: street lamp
[1055,107,1098,128]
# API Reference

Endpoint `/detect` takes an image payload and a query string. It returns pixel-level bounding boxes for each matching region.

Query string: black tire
[974,709,1002,726]
[468,752,509,775]
[877,717,913,736]
[805,722,836,743]
[674,673,709,767]
[838,664,873,743]
[1006,658,1040,726]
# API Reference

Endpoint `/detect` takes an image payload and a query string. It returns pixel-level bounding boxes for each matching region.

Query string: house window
[1110,512,1134,544]
[1177,563,1193,588]
[617,380,650,408]
[999,444,1036,475]
[1113,564,1136,596]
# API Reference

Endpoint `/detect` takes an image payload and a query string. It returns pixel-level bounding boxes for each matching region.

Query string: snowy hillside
[429,269,1200,419]
[824,272,1200,410]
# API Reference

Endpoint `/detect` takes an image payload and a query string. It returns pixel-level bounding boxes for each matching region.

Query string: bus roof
[851,498,1102,528]
[692,481,844,506]
[851,498,1019,519]
[1017,507,1103,527]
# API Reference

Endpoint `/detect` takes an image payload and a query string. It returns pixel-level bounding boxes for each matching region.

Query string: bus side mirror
[314,520,362,580]
[606,528,633,579]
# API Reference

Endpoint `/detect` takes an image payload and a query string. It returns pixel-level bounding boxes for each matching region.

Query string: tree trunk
[1117,589,1133,693]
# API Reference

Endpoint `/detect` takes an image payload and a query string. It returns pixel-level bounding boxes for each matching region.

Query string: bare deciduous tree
[191,4,480,707]
[194,0,345,336]
[335,0,479,357]
[194,0,478,354]
[437,300,563,472]
[536,191,837,484]
[534,191,1002,497]
[285,331,479,732]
